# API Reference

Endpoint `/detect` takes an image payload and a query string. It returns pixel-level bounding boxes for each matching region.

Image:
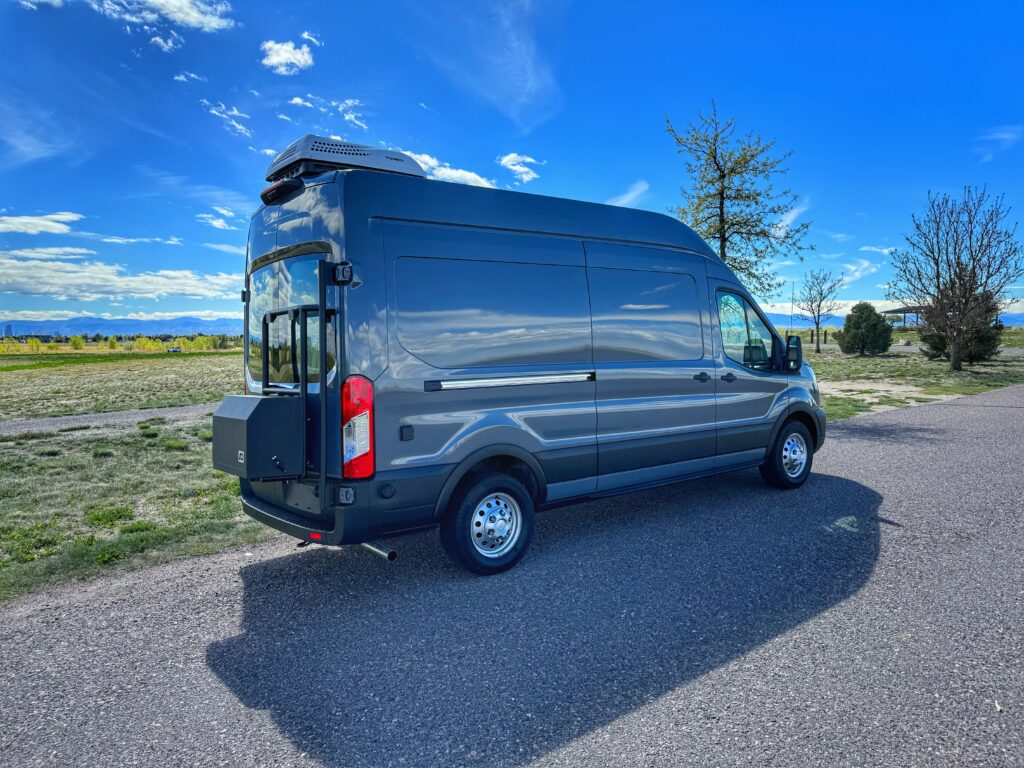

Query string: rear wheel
[759,420,814,489]
[440,472,535,575]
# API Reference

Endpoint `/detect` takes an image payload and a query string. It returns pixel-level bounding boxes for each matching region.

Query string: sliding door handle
[720,372,737,383]
[692,372,710,383]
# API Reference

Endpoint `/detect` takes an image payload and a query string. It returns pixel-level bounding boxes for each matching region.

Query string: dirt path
[0,403,215,436]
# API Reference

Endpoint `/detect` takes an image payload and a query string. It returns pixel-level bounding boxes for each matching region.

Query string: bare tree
[666,102,812,297]
[889,186,1024,371]
[796,269,844,353]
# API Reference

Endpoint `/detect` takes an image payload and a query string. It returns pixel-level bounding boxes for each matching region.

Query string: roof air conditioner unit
[265,134,426,182]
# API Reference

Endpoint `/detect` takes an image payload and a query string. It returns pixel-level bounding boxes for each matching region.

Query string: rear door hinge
[240,289,250,303]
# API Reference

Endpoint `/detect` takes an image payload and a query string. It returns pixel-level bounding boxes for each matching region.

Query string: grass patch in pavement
[0,353,242,420]
[0,416,272,603]
[811,348,1024,420]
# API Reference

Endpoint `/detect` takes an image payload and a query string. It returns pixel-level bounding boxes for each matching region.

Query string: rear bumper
[239,464,452,545]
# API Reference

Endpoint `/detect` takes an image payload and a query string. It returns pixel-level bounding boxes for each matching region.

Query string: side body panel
[585,242,719,490]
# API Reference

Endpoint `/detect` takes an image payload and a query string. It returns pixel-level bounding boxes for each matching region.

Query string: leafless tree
[796,269,844,353]
[889,187,1024,371]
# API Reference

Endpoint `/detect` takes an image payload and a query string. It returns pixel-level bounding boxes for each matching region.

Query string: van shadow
[207,471,881,767]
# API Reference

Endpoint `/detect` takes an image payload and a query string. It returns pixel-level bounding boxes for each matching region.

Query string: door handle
[692,372,710,383]
[720,372,737,383]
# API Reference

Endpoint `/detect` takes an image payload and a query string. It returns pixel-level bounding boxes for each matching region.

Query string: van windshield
[247,254,335,385]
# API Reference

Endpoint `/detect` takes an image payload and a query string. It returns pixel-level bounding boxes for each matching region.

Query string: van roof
[270,168,721,261]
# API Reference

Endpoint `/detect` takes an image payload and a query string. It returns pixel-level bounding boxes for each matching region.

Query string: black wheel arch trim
[769,404,823,455]
[432,443,549,520]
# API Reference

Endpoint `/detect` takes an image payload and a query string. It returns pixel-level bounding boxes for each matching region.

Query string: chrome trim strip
[430,372,594,391]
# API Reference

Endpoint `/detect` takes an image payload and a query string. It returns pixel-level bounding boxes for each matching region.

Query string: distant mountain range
[0,316,243,337]
[2,312,1021,339]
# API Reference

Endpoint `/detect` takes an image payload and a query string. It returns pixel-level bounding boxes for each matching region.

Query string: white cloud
[0,102,74,168]
[402,151,495,188]
[20,0,64,9]
[196,212,237,230]
[841,257,883,285]
[819,252,843,260]
[203,243,245,255]
[0,211,83,235]
[775,199,810,235]
[260,40,314,76]
[289,96,314,108]
[248,89,260,97]
[497,152,542,183]
[98,235,182,245]
[606,180,650,208]
[300,30,322,47]
[0,251,242,301]
[0,308,243,321]
[173,70,205,82]
[86,0,234,32]
[248,146,276,156]
[333,98,367,130]
[1,247,94,259]
[760,299,902,317]
[212,206,234,218]
[200,99,251,137]
[149,29,183,52]
[859,245,895,255]
[974,124,1023,163]
[822,230,853,242]
[276,113,293,122]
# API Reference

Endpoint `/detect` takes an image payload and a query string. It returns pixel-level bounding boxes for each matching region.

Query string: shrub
[834,302,892,355]
[920,293,1004,364]
[68,335,85,350]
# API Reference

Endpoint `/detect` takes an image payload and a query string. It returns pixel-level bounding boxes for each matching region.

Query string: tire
[759,420,814,489]
[440,471,535,575]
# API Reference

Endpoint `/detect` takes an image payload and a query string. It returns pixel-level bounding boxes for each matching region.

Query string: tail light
[342,375,374,478]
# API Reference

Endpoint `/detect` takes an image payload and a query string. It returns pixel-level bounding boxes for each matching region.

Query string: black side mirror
[785,335,803,372]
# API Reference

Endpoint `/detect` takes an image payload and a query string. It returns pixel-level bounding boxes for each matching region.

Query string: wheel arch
[770,406,819,453]
[432,444,547,520]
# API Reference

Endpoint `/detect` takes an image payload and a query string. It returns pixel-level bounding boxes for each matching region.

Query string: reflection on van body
[212,135,827,574]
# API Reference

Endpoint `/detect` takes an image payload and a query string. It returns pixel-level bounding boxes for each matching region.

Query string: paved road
[0,403,214,436]
[2,387,1022,767]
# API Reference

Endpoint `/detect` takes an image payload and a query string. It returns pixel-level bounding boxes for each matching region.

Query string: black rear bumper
[239,464,452,545]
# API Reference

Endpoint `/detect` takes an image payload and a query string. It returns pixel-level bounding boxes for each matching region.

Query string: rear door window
[247,255,335,384]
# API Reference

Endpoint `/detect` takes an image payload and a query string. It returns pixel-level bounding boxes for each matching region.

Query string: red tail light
[342,375,374,479]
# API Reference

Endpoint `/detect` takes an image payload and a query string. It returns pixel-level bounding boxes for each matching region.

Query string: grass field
[0,352,242,420]
[1,342,1022,602]
[0,415,272,602]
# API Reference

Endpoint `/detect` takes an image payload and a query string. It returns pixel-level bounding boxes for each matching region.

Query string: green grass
[0,416,272,603]
[0,352,242,420]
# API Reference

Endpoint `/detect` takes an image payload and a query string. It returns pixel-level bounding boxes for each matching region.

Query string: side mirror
[785,335,803,372]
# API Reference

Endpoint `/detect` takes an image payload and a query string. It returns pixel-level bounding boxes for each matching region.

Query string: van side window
[717,291,775,371]
[395,257,591,368]
[589,269,703,362]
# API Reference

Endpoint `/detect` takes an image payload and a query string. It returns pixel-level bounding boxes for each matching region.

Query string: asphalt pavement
[1,386,1022,767]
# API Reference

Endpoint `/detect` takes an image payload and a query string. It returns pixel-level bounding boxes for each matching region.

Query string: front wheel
[759,420,814,489]
[440,472,535,575]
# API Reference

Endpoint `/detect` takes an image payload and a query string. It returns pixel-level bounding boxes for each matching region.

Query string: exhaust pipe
[360,541,397,562]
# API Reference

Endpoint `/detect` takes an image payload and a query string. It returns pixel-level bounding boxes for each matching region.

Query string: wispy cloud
[134,165,252,213]
[95,235,182,245]
[497,152,543,183]
[402,151,495,188]
[335,98,367,130]
[173,70,206,82]
[0,100,75,168]
[83,0,234,32]
[248,146,276,156]
[841,257,883,285]
[196,212,237,230]
[289,96,315,109]
[0,309,243,321]
[819,252,843,260]
[859,245,895,255]
[974,124,1023,163]
[276,113,292,122]
[204,243,245,255]
[774,198,810,236]
[822,230,853,242]
[606,180,650,208]
[260,39,314,76]
[1,246,93,259]
[0,211,83,234]
[300,30,323,47]
[200,99,251,137]
[419,1,561,131]
[150,30,183,52]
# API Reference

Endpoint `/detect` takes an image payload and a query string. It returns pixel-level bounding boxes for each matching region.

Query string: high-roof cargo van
[212,135,826,574]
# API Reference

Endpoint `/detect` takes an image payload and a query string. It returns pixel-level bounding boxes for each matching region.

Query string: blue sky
[2,0,1023,322]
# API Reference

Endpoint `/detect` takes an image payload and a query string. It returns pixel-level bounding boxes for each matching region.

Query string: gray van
[212,135,826,574]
